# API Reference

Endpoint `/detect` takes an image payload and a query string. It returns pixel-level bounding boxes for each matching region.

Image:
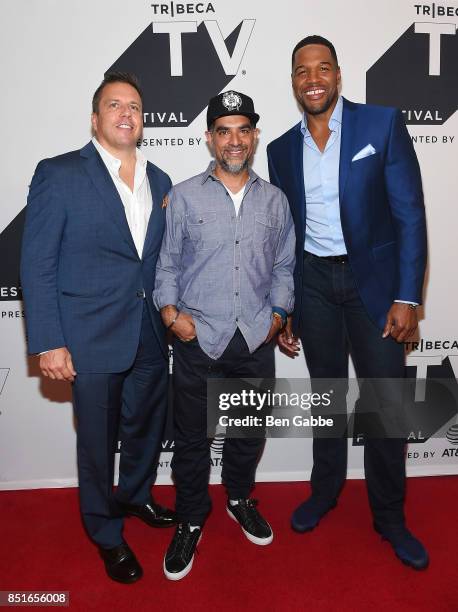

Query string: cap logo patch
[222,91,242,112]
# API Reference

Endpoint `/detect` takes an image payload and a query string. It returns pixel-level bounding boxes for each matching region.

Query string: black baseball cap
[206,90,260,129]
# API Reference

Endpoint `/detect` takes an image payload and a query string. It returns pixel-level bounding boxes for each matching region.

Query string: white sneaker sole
[226,506,273,545]
[163,533,202,581]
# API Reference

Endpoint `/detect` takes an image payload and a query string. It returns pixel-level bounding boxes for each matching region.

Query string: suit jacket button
[137,290,145,298]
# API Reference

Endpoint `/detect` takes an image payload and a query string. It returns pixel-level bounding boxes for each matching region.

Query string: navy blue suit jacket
[267,98,427,333]
[21,141,172,373]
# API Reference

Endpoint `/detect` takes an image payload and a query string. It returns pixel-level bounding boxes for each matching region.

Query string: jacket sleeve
[20,160,67,353]
[384,109,427,303]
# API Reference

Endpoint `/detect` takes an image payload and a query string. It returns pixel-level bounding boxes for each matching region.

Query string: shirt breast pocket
[186,211,220,251]
[254,213,281,246]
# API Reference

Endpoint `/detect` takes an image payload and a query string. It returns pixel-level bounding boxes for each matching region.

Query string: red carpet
[1,478,457,611]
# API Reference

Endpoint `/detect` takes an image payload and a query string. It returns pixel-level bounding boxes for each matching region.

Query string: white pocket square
[352,144,376,162]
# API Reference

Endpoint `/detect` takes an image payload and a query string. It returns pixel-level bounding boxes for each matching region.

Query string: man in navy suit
[21,73,176,583]
[267,36,428,569]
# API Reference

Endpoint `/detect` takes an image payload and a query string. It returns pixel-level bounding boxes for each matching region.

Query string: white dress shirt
[92,137,153,258]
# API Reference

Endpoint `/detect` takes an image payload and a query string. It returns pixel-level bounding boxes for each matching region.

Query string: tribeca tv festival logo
[353,354,458,446]
[366,3,458,125]
[0,210,25,303]
[0,2,255,303]
[107,2,255,128]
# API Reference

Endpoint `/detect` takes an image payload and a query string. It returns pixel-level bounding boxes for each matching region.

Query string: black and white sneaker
[163,523,202,581]
[227,499,273,545]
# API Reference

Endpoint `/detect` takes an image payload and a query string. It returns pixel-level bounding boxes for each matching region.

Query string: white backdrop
[1,0,457,489]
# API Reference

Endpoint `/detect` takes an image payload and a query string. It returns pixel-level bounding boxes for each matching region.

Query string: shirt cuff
[153,289,178,311]
[394,300,419,306]
[272,306,288,321]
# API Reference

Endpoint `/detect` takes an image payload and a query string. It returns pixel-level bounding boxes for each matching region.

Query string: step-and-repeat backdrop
[1,0,457,489]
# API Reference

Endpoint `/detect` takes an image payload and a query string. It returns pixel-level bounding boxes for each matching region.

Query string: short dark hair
[291,35,338,69]
[92,72,143,113]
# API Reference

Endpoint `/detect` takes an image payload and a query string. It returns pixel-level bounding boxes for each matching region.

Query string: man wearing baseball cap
[154,91,296,580]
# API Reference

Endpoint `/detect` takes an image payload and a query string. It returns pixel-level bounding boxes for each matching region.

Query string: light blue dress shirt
[301,96,346,256]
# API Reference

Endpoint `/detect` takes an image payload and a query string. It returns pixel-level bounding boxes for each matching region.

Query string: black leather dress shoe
[119,498,177,528]
[99,543,143,584]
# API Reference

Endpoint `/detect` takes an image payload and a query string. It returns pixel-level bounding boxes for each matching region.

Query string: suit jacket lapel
[142,163,166,259]
[80,142,138,257]
[289,124,306,230]
[339,97,357,202]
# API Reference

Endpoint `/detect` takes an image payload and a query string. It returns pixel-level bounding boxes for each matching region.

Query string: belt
[305,250,349,264]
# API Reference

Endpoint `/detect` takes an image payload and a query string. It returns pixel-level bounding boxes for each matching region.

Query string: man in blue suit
[21,73,176,583]
[267,36,428,569]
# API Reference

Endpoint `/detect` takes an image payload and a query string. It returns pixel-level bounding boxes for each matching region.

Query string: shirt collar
[300,95,343,138]
[201,161,260,188]
[92,137,147,173]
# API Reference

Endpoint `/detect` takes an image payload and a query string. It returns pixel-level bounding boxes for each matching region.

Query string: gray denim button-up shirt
[154,162,295,359]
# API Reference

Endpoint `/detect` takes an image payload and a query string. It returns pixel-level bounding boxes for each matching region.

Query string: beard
[219,156,249,175]
[217,148,249,175]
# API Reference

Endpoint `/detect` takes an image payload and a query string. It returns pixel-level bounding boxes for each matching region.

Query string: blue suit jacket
[21,141,172,373]
[267,98,427,333]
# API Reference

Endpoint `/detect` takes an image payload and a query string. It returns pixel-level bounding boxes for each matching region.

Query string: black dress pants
[300,253,406,528]
[171,329,275,525]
